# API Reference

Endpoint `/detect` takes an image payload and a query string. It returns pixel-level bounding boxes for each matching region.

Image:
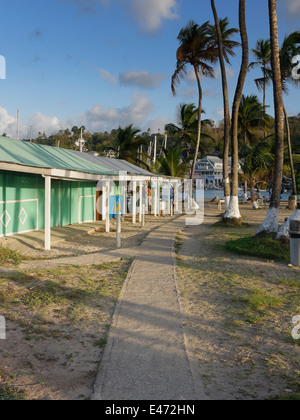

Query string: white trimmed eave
[0,162,153,182]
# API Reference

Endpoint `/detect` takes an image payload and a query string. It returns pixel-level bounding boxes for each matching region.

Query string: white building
[193,156,241,188]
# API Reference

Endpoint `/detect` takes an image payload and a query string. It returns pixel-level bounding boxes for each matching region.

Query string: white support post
[45,176,51,251]
[166,183,171,215]
[105,181,110,233]
[142,204,145,227]
[152,182,158,217]
[157,182,160,217]
[116,211,121,248]
[174,181,182,215]
[123,184,127,217]
[132,181,137,224]
[139,181,143,223]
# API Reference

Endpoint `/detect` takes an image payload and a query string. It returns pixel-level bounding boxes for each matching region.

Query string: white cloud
[119,70,166,89]
[0,93,164,138]
[279,0,300,19]
[28,112,65,136]
[79,91,155,131]
[146,116,168,133]
[129,0,178,33]
[0,107,17,137]
[58,0,179,33]
[98,68,118,85]
[214,66,236,80]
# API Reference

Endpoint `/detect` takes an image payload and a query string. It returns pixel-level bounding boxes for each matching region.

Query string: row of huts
[0,136,183,249]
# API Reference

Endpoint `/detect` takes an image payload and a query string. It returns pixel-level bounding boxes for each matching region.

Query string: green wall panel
[0,170,98,236]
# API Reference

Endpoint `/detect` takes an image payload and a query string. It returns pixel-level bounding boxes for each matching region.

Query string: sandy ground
[0,215,177,400]
[177,200,300,400]
[0,202,299,400]
[0,215,177,261]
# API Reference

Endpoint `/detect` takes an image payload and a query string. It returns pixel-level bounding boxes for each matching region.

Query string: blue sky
[0,0,299,139]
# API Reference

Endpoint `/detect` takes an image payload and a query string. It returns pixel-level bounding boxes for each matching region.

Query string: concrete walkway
[18,247,139,271]
[93,216,206,401]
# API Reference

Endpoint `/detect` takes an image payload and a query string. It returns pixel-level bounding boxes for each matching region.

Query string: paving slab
[93,216,206,401]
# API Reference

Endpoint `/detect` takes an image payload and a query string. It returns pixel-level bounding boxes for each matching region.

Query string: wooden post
[45,176,51,250]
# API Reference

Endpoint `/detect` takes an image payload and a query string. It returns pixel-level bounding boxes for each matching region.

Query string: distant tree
[158,146,190,177]
[165,103,214,161]
[238,94,273,145]
[107,125,149,167]
[240,140,274,209]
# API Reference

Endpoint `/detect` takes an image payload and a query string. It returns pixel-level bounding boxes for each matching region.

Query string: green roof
[0,137,117,176]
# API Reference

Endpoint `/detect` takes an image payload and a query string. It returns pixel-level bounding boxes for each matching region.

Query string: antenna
[153,134,157,164]
[17,110,20,140]
[75,127,86,152]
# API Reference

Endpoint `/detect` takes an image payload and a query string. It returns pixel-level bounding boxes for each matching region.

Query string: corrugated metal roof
[69,150,154,177]
[0,137,117,176]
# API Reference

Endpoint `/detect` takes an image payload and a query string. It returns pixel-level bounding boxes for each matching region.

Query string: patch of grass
[0,385,26,400]
[0,245,29,266]
[175,233,183,254]
[225,235,290,262]
[279,393,300,400]
[214,221,251,229]
[239,288,285,311]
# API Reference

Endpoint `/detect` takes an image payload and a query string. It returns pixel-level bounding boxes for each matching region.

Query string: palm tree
[253,32,300,199]
[238,94,273,145]
[165,103,215,163]
[249,39,272,110]
[165,103,198,156]
[208,17,240,63]
[210,2,240,209]
[257,0,285,236]
[240,140,274,209]
[171,20,218,180]
[107,125,149,167]
[223,0,249,223]
[158,146,190,178]
[255,33,300,199]
[279,32,300,199]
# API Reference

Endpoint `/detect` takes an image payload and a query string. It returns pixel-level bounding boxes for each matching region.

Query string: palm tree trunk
[283,104,297,198]
[257,0,285,235]
[250,178,258,209]
[190,66,203,180]
[211,0,231,210]
[224,0,248,222]
[244,179,248,202]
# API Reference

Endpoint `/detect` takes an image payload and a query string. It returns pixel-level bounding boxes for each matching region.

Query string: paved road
[93,216,206,400]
